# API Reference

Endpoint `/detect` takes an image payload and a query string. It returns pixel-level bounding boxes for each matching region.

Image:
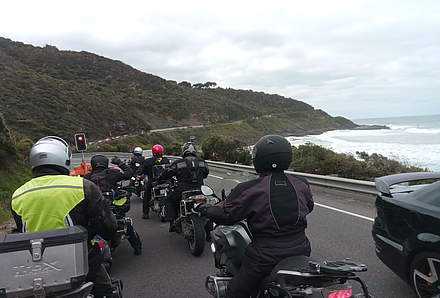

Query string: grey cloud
[1,0,439,118]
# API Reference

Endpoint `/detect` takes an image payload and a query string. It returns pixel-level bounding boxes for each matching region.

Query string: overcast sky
[1,0,439,119]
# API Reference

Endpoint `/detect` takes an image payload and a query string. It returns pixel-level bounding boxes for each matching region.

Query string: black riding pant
[228,236,311,298]
[166,184,199,221]
[143,181,152,215]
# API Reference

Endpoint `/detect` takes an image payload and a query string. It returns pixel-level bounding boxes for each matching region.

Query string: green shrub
[292,143,426,181]
[202,136,252,165]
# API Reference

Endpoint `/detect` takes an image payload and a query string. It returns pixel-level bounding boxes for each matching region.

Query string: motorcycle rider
[198,135,314,298]
[138,144,170,219]
[129,146,145,172]
[11,136,119,296]
[85,155,142,255]
[85,155,133,194]
[158,142,209,231]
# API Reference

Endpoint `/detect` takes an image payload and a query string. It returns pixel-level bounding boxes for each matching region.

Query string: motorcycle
[103,186,142,255]
[0,226,122,297]
[173,185,219,256]
[206,221,371,298]
[149,164,171,221]
[130,174,145,199]
[151,181,170,222]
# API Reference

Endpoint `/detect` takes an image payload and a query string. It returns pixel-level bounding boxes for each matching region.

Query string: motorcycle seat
[263,255,313,285]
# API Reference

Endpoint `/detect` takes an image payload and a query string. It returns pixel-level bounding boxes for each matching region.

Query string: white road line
[212,174,374,222]
[315,203,374,222]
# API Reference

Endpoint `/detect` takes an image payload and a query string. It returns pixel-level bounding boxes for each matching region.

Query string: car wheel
[411,252,440,298]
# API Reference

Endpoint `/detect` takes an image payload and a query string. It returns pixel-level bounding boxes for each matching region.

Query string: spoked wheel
[187,215,205,256]
[411,252,440,298]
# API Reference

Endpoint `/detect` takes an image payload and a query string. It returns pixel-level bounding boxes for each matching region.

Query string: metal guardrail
[205,160,378,195]
[72,152,378,195]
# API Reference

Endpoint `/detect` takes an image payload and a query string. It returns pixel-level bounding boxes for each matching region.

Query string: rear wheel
[160,205,167,222]
[411,252,440,298]
[187,216,205,256]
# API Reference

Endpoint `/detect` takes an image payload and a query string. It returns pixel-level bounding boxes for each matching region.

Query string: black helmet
[252,135,292,173]
[182,143,197,157]
[91,154,109,170]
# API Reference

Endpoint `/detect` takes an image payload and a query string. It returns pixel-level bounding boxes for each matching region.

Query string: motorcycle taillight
[327,288,353,298]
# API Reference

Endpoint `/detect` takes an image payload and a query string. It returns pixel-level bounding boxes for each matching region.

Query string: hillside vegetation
[0,37,357,143]
[0,114,31,223]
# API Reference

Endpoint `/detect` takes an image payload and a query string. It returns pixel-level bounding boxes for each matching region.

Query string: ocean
[287,114,440,171]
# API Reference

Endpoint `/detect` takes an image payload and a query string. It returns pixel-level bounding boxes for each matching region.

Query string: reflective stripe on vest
[12,175,85,233]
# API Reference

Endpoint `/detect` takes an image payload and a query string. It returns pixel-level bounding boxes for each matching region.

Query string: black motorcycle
[206,222,371,298]
[130,174,145,199]
[173,186,219,256]
[103,187,142,255]
[151,181,170,222]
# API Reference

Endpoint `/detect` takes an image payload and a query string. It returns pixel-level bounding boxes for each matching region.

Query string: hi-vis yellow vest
[11,175,85,233]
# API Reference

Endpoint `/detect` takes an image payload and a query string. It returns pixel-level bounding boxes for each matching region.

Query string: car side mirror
[201,185,214,196]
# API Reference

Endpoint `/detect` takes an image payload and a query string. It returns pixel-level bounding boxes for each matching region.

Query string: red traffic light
[74,133,87,151]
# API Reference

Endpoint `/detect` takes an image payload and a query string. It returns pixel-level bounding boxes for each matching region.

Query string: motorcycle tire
[160,206,167,222]
[188,215,206,257]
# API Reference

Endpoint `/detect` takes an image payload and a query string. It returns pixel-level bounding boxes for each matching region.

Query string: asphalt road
[71,157,415,298]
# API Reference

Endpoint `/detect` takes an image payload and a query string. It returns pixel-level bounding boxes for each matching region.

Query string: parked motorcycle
[173,185,219,256]
[206,222,371,298]
[103,186,142,255]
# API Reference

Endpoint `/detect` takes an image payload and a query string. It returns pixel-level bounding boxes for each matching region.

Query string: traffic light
[74,133,87,152]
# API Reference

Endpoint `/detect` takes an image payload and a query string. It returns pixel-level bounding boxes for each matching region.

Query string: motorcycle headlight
[211,242,216,253]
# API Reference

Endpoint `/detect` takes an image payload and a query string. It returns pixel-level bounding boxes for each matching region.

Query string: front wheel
[187,216,206,257]
[411,252,440,298]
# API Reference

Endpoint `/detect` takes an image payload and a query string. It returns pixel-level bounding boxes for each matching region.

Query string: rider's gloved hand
[195,203,209,217]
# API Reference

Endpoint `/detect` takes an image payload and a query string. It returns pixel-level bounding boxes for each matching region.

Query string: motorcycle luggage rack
[276,260,371,298]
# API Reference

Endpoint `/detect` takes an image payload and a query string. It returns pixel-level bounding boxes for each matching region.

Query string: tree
[192,83,204,89]
[178,81,192,88]
[204,81,217,88]
[202,136,251,164]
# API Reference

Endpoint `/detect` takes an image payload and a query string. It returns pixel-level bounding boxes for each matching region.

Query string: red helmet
[152,144,165,157]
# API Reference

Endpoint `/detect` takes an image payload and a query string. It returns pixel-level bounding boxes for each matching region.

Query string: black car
[372,172,440,298]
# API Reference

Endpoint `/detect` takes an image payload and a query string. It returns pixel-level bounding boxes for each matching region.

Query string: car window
[412,181,440,207]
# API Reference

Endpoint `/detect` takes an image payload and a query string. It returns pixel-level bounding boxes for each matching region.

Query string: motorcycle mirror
[201,185,214,196]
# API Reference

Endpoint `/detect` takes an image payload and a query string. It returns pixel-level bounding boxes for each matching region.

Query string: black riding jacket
[139,156,171,182]
[158,155,209,188]
[129,154,145,173]
[84,163,133,193]
[206,172,314,247]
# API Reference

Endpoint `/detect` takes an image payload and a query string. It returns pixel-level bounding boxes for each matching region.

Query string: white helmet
[29,136,71,171]
[133,147,143,155]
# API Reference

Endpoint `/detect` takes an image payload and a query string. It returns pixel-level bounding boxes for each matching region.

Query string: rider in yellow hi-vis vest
[11,136,119,297]
[12,175,85,232]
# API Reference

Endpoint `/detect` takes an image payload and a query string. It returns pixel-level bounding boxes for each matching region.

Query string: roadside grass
[0,163,31,224]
